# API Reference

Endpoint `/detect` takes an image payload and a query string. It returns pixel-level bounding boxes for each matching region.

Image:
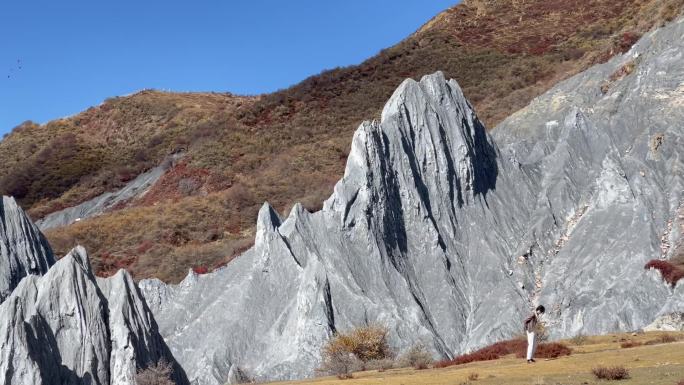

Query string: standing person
[524,305,545,363]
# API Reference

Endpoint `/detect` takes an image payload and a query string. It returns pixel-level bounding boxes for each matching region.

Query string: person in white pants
[524,305,545,363]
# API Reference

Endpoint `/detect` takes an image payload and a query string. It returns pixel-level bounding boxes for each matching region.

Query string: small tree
[135,359,174,385]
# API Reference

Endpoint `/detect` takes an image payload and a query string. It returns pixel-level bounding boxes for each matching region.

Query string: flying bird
[6,59,22,79]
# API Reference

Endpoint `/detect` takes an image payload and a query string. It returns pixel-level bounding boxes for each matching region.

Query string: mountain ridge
[139,13,684,383]
[2,0,683,283]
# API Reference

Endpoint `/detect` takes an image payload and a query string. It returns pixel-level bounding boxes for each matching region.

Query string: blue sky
[0,0,456,135]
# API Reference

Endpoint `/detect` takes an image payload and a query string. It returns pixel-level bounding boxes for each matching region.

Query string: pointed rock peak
[256,202,282,234]
[288,202,308,220]
[381,71,472,123]
[61,245,94,277]
[1,195,20,213]
[1,195,55,303]
[279,203,310,237]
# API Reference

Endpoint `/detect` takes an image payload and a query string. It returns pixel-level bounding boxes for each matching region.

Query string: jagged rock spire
[141,18,684,385]
[0,196,55,303]
[0,245,189,385]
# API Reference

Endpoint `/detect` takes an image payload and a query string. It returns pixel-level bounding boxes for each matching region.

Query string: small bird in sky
[6,59,22,79]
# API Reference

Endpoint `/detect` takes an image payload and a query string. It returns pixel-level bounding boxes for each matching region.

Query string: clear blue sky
[0,0,457,135]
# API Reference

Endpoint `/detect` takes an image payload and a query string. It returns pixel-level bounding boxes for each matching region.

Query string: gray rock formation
[493,17,684,335]
[0,246,189,385]
[0,196,54,303]
[141,16,684,385]
[36,153,183,231]
[644,312,684,331]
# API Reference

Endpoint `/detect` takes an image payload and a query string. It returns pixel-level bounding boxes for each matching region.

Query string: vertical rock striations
[0,245,189,385]
[141,17,684,385]
[0,195,55,303]
[138,72,542,385]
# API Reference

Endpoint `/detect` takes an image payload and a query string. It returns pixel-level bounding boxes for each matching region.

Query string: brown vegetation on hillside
[2,0,684,282]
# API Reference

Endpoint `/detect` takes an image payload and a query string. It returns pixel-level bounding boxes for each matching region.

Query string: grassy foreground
[265,332,684,385]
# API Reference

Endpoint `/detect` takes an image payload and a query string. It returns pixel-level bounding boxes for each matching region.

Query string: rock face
[644,312,684,331]
[36,153,183,230]
[0,195,55,303]
[141,18,684,385]
[0,245,189,385]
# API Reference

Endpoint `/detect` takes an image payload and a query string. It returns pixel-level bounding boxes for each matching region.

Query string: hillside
[1,0,683,282]
[262,332,684,385]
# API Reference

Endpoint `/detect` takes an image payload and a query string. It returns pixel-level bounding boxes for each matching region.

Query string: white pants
[526,331,537,360]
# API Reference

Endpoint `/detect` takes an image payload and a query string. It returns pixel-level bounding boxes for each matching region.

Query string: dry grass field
[264,332,684,385]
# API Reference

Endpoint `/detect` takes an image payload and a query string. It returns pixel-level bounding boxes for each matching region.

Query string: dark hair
[536,305,545,314]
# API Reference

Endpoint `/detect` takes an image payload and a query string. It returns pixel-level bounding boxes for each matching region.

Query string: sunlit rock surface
[0,246,189,385]
[0,195,54,303]
[139,17,683,385]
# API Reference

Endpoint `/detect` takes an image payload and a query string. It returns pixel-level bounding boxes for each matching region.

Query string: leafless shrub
[570,333,589,346]
[318,339,362,379]
[135,359,174,385]
[364,358,395,372]
[592,366,630,380]
[399,343,433,370]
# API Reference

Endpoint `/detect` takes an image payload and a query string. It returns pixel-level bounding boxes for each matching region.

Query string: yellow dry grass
[264,332,684,385]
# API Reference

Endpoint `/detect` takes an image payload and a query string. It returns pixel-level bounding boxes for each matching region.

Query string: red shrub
[192,266,209,275]
[435,339,570,368]
[136,240,154,254]
[517,342,571,359]
[620,341,642,348]
[677,380,684,385]
[645,260,684,287]
[618,32,641,53]
[644,334,679,345]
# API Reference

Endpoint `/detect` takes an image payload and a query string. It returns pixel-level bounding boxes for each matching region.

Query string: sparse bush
[346,325,393,362]
[658,334,678,343]
[644,334,679,345]
[617,31,641,53]
[319,339,362,379]
[399,343,433,370]
[592,365,630,380]
[319,325,392,379]
[135,359,174,385]
[620,341,642,348]
[468,372,480,381]
[571,333,589,346]
[364,358,395,372]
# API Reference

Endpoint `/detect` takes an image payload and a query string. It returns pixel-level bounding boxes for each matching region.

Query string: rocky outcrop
[644,312,684,331]
[0,246,189,385]
[141,16,684,385]
[36,153,183,231]
[0,196,54,303]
